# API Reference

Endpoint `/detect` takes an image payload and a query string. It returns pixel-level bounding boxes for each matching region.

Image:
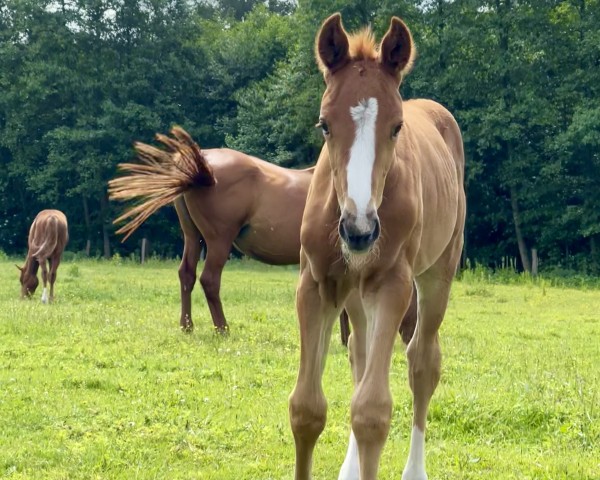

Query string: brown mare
[288,14,465,480]
[108,128,412,343]
[17,209,69,303]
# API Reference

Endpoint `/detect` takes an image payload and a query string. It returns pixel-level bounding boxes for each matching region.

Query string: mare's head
[16,264,38,298]
[315,14,414,257]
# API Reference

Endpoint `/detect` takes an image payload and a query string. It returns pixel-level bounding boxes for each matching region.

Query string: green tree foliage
[0,0,598,273]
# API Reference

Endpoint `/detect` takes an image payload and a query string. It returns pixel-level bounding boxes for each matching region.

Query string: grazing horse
[109,128,414,342]
[288,14,465,480]
[17,209,69,303]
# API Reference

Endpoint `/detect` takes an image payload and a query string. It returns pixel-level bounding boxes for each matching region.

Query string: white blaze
[347,97,378,226]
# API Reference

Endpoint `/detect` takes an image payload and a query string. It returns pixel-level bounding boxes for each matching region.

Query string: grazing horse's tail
[108,127,216,241]
[31,216,60,261]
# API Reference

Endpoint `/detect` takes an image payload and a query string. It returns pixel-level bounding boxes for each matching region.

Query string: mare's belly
[233,224,301,266]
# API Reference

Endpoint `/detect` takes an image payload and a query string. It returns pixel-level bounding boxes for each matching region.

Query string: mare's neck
[23,255,39,277]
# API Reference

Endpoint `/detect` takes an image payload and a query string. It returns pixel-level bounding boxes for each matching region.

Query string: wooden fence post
[141,238,148,264]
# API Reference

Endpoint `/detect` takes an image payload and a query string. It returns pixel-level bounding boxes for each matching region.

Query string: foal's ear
[15,264,23,272]
[316,13,350,75]
[379,17,415,80]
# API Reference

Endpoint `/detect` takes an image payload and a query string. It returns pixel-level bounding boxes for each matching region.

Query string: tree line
[1,0,598,273]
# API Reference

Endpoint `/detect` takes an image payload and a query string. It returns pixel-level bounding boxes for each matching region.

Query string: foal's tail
[31,216,60,261]
[108,127,216,241]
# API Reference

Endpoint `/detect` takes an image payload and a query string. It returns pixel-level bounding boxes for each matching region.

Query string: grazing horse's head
[16,265,38,298]
[315,14,414,257]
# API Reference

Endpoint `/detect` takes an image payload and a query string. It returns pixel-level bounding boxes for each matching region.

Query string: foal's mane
[318,23,416,78]
[348,28,377,61]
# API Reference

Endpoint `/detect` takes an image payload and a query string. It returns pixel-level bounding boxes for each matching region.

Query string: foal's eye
[316,119,330,136]
[392,123,403,138]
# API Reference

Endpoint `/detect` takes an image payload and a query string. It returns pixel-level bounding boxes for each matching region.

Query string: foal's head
[315,14,414,258]
[16,264,38,298]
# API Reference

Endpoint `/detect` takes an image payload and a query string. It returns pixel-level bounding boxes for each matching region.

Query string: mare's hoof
[214,325,230,336]
[180,324,194,334]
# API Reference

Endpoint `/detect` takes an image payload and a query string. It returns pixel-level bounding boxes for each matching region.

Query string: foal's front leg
[289,270,340,480]
[351,276,413,480]
[338,290,368,480]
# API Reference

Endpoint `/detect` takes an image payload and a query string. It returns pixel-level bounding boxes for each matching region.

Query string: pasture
[0,258,598,479]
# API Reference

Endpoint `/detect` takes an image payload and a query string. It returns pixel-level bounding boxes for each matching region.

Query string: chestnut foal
[288,14,465,480]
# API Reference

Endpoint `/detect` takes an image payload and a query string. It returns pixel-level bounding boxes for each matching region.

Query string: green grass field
[1,258,599,479]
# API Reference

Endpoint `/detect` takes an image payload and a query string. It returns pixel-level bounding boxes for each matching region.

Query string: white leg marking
[41,287,49,304]
[402,426,428,480]
[339,304,374,480]
[347,97,378,226]
[338,430,360,480]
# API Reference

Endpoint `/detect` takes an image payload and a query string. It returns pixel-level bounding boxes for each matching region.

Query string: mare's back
[30,210,69,247]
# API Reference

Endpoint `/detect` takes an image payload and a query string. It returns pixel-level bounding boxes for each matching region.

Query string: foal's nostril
[372,218,380,242]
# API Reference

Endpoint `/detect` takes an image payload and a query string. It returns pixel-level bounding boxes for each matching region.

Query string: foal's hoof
[402,468,428,480]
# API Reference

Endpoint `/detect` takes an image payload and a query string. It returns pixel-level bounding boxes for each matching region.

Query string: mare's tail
[108,126,215,241]
[31,216,60,261]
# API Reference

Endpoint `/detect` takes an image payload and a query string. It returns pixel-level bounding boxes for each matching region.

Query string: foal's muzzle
[339,211,380,252]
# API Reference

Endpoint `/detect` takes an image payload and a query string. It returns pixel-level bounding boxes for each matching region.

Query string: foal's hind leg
[39,259,49,304]
[403,243,462,480]
[48,256,61,302]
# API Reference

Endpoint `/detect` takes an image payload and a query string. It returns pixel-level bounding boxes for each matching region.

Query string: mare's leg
[289,271,341,480]
[400,287,418,345]
[352,273,413,480]
[39,259,49,304]
[338,290,368,480]
[341,287,418,348]
[199,235,236,333]
[174,198,203,332]
[178,235,203,331]
[48,256,61,302]
[402,242,462,480]
[340,310,351,346]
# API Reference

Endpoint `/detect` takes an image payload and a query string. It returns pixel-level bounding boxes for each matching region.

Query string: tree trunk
[82,195,91,256]
[510,185,531,272]
[100,193,111,259]
[531,248,538,276]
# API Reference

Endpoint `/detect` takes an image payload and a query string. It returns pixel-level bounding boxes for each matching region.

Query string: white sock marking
[347,97,378,228]
[41,287,49,304]
[338,305,375,479]
[338,430,360,480]
[402,426,427,480]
